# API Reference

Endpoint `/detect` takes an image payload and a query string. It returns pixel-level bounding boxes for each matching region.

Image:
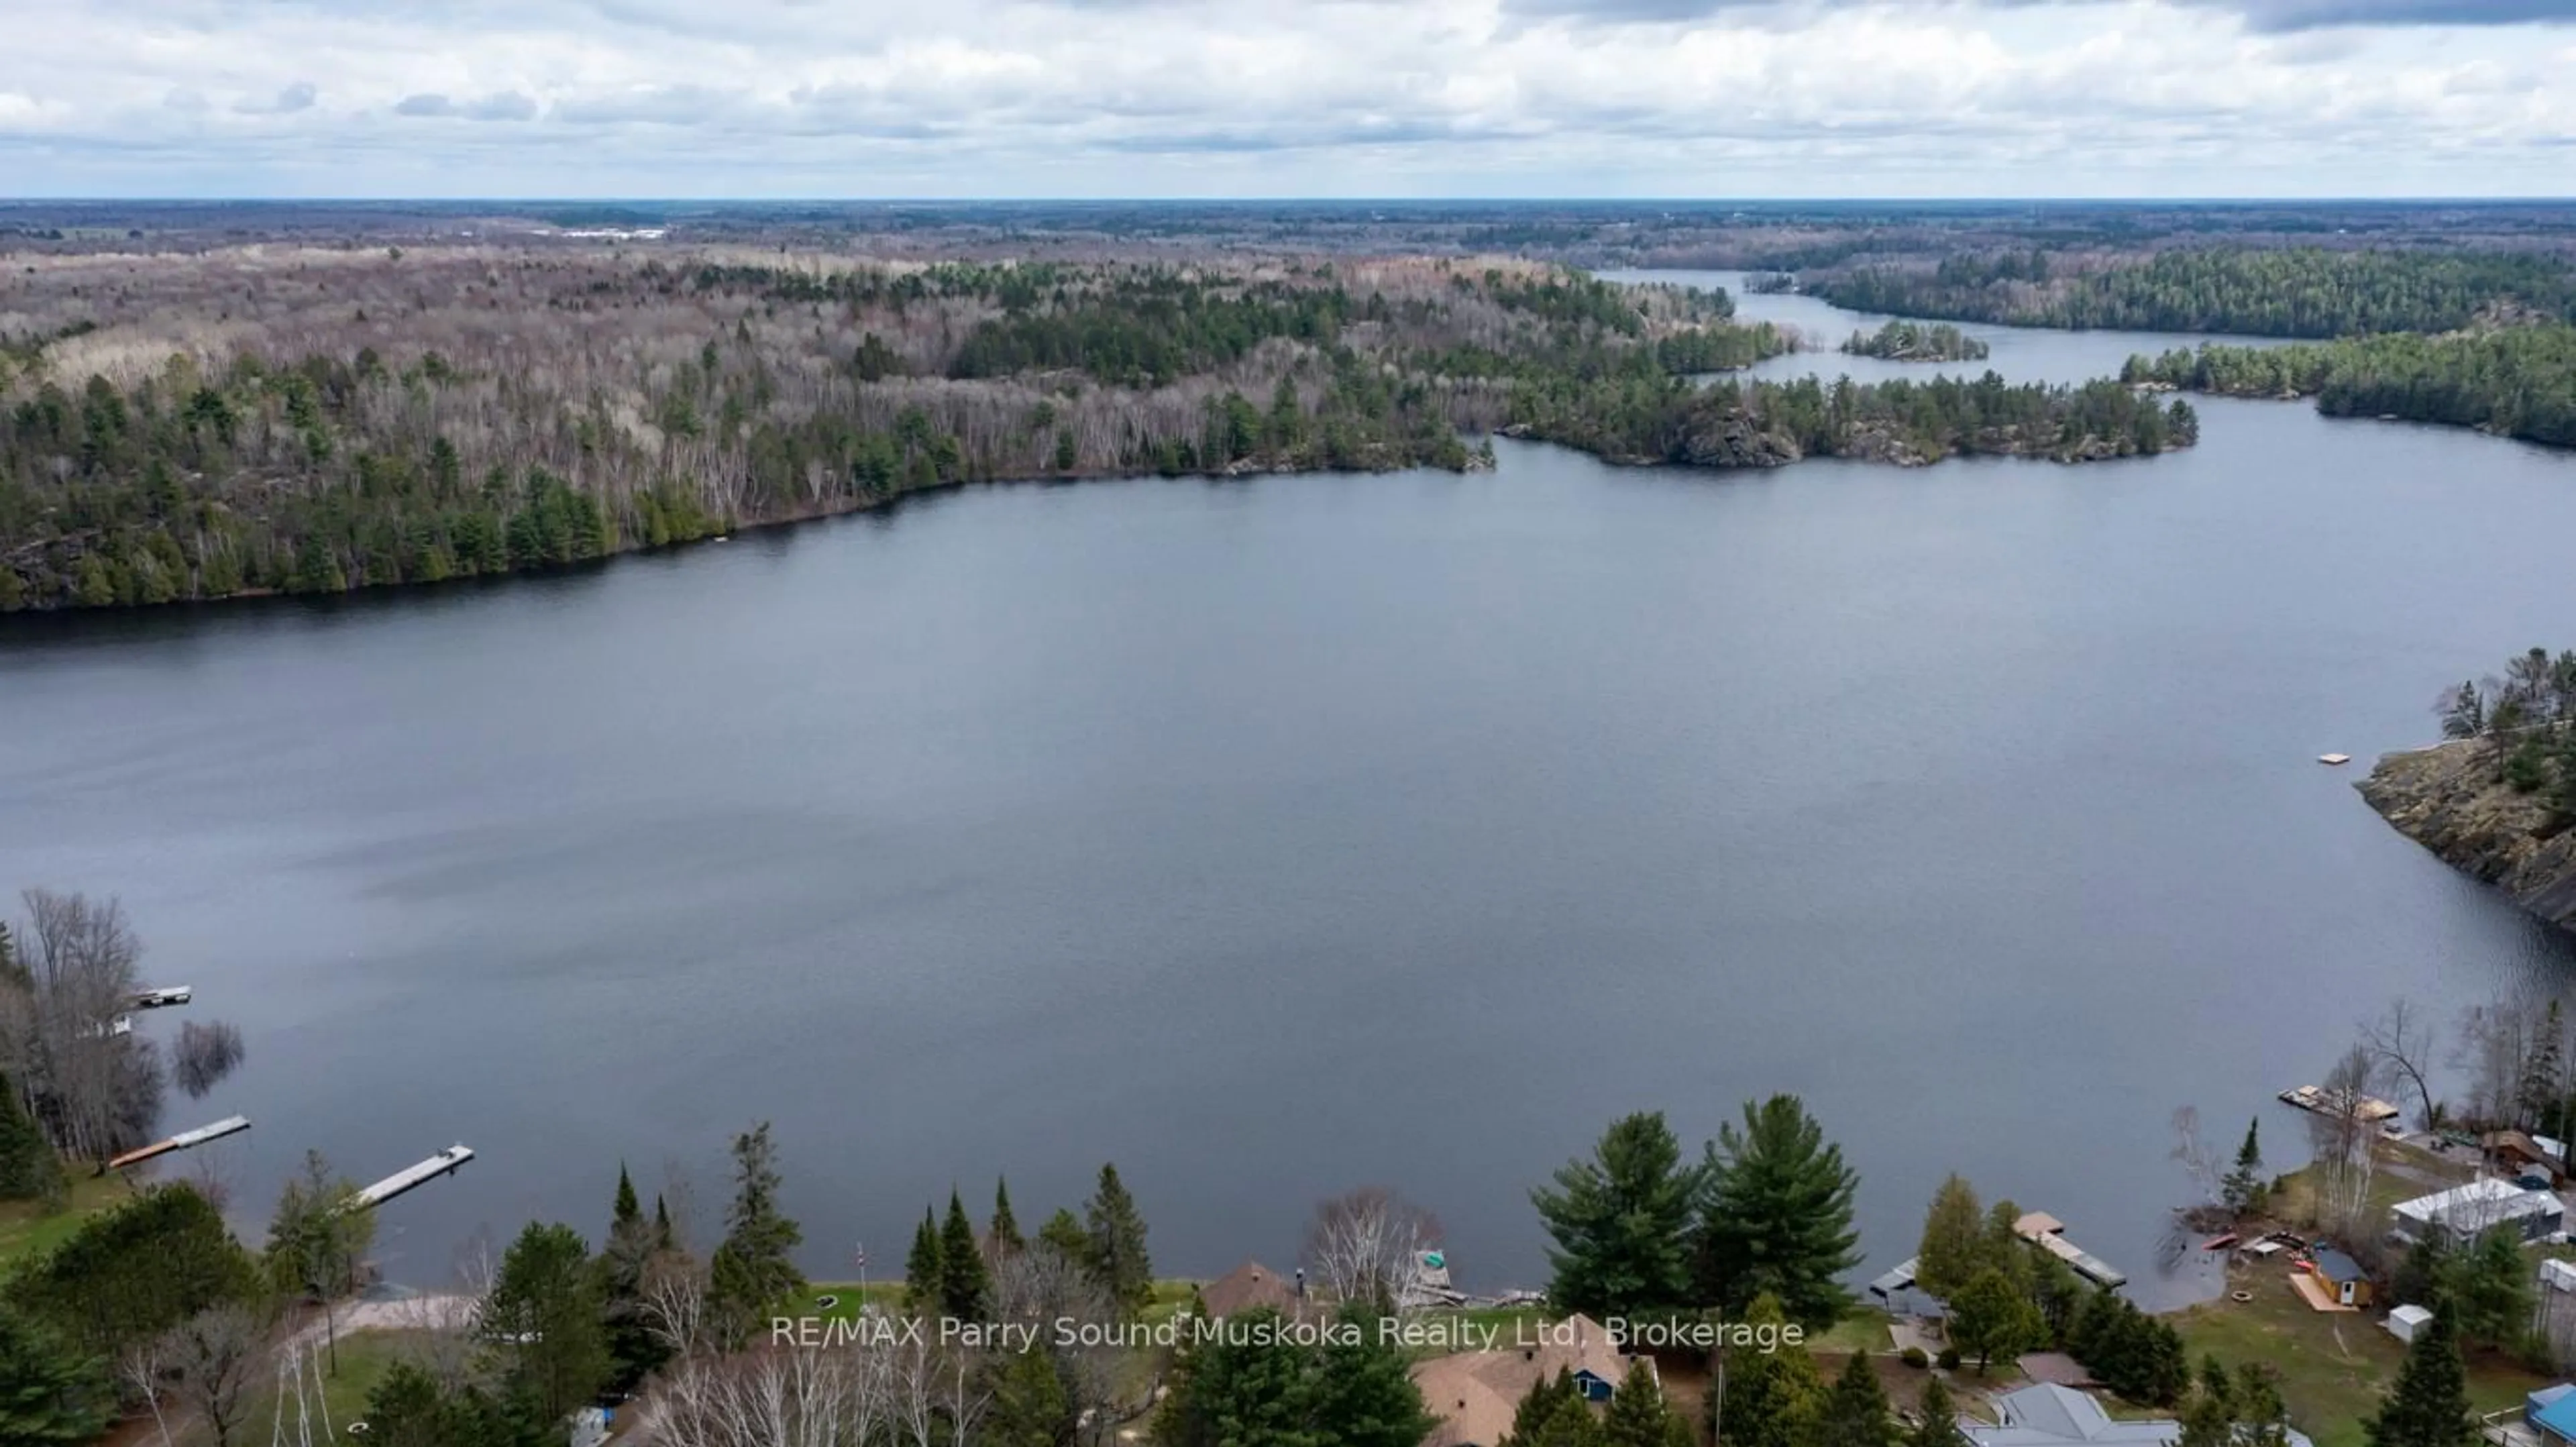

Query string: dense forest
[1814,248,2576,339]
[1840,319,1989,362]
[2121,323,2576,448]
[1510,364,2196,468]
[1,246,2166,612]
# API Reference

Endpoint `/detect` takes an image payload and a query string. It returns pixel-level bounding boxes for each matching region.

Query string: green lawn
[2173,1263,2548,1447]
[0,1173,130,1275]
[240,1327,421,1442]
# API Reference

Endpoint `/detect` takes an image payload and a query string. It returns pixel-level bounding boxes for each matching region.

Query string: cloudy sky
[1,0,2571,197]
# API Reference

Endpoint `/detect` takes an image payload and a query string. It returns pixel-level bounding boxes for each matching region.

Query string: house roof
[1199,1260,1297,1320]
[2394,1177,2563,1234]
[1961,1384,2316,1447]
[2534,1388,2576,1444]
[2312,1248,2365,1284]
[1409,1314,1628,1447]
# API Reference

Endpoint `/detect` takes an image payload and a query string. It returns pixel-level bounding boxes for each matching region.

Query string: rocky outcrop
[2358,740,2576,932]
[1680,415,1803,468]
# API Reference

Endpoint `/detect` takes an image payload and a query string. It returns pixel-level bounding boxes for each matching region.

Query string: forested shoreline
[1840,319,1988,362]
[1813,248,2576,339]
[1,248,2173,613]
[2121,324,2576,448]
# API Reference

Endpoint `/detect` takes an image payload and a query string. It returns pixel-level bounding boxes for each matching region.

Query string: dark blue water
[4,275,2575,1308]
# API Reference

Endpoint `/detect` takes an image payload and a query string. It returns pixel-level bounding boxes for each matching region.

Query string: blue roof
[2534,1389,2576,1443]
[2312,1248,2365,1283]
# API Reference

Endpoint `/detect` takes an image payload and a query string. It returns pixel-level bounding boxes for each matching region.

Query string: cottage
[2391,1177,2566,1246]
[2310,1248,2372,1308]
[2485,1131,2567,1185]
[1409,1314,1631,1447]
[1199,1260,1305,1320]
[1961,1383,2316,1447]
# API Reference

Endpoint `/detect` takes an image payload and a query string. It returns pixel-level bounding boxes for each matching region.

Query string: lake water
[5,274,2576,1309]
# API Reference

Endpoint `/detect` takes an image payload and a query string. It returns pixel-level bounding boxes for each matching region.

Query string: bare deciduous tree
[160,1303,268,1447]
[1302,1185,1442,1311]
[2363,998,2442,1132]
[645,1338,985,1447]
[0,888,163,1162]
[2306,1044,2382,1241]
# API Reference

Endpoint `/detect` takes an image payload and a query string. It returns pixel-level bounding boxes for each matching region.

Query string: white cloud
[0,0,2569,194]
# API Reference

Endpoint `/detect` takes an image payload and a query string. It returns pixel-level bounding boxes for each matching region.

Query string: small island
[1841,319,1990,363]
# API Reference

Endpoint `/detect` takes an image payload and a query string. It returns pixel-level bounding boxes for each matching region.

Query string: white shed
[2387,1305,2434,1344]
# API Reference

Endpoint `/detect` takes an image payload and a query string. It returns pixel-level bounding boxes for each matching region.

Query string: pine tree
[2222,1120,2265,1214]
[651,1194,674,1250]
[1083,1163,1154,1316]
[2365,1308,2475,1447]
[706,1122,805,1348]
[942,1189,994,1321]
[1504,1369,1582,1447]
[1817,1350,1899,1447]
[1310,1301,1438,1447]
[0,1070,65,1203]
[1533,1112,1705,1318]
[2452,1228,2535,1348]
[1158,1306,1312,1447]
[482,1220,610,1426]
[1038,1207,1090,1265]
[1909,1375,1972,1447]
[0,1300,113,1446]
[1600,1359,1688,1447]
[599,1164,668,1392]
[1709,1295,1823,1447]
[1524,1395,1609,1447]
[1915,1174,1987,1298]
[992,1177,1025,1257]
[1693,1095,1862,1328]
[982,1342,1073,1447]
[906,1208,947,1314]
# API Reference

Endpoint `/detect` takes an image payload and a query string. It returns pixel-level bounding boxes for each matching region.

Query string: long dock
[2278,1084,2400,1124]
[344,1145,475,1211]
[2014,1212,2129,1289]
[107,1114,250,1171]
[131,985,193,1009]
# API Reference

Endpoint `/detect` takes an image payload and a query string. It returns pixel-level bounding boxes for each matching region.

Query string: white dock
[345,1144,475,1211]
[132,985,193,1008]
[107,1114,250,1171]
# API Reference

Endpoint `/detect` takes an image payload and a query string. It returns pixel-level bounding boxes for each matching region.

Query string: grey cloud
[235,81,318,115]
[394,90,537,120]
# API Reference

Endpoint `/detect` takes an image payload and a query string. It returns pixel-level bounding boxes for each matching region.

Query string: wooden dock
[343,1145,475,1212]
[2278,1084,2400,1123]
[107,1114,250,1171]
[131,985,193,1008]
[2014,1212,2129,1288]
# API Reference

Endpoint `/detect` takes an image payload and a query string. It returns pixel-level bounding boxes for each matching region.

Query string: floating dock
[2318,753,2352,766]
[107,1114,250,1171]
[344,1145,475,1212]
[131,985,193,1008]
[2278,1084,2400,1123]
[2014,1212,2129,1288]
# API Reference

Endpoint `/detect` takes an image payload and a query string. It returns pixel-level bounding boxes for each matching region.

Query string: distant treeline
[1841,319,1989,362]
[2121,323,2576,448]
[1813,248,2576,339]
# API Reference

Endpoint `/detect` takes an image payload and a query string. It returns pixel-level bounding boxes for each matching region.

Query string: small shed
[2312,1248,2372,1308]
[2387,1305,2434,1344]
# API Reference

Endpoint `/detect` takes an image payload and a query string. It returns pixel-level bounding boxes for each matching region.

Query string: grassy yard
[2173,1261,2550,1447]
[0,1172,131,1275]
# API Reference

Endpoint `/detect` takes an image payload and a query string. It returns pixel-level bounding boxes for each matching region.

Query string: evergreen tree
[0,1070,64,1203]
[1038,1207,1090,1265]
[906,1207,947,1314]
[2176,1385,2235,1447]
[1909,1375,1972,1447]
[2237,1364,2296,1447]
[982,1344,1074,1447]
[1817,1349,1899,1447]
[1523,1395,1609,1447]
[2366,1308,2475,1447]
[651,1194,674,1250]
[992,1177,1025,1257]
[1504,1369,1583,1447]
[1158,1305,1312,1447]
[943,1188,994,1321]
[1310,1301,1438,1447]
[1532,1112,1705,1317]
[0,1299,112,1446]
[598,1164,669,1391]
[2452,1228,2536,1348]
[1709,1295,1823,1447]
[1694,1094,1862,1328]
[1601,1358,1690,1447]
[1083,1163,1154,1316]
[482,1220,611,1426]
[705,1122,806,1348]
[2222,1120,2266,1214]
[1915,1174,1987,1298]
[1981,1200,2035,1295]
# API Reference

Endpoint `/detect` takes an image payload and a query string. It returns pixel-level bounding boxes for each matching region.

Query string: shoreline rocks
[2357,739,2576,932]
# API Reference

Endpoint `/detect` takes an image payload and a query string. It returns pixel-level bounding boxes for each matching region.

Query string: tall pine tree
[942,1188,994,1321]
[1910,1375,1972,1447]
[1817,1350,1898,1447]
[1532,1112,1704,1317]
[2367,1307,2475,1447]
[705,1122,804,1349]
[906,1207,947,1314]
[991,1177,1025,1257]
[1694,1095,1862,1328]
[1601,1358,1690,1447]
[1083,1163,1154,1316]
